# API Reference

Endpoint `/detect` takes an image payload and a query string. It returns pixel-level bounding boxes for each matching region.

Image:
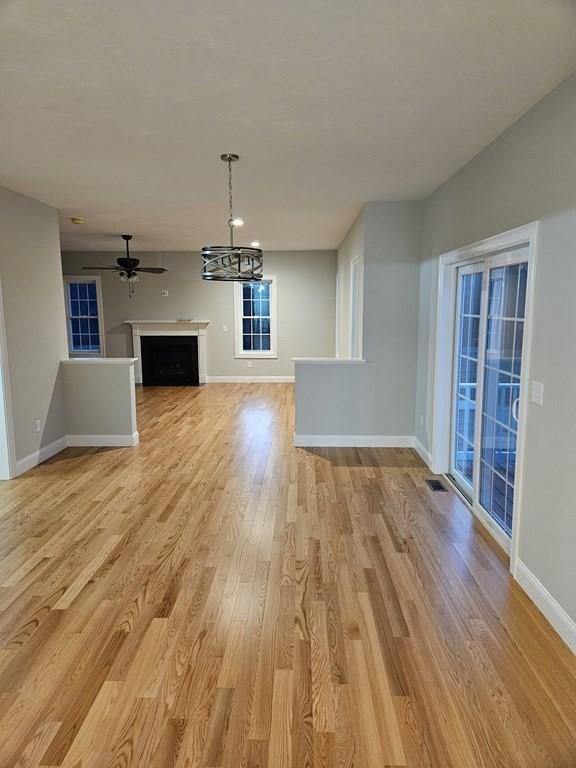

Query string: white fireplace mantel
[125,320,209,384]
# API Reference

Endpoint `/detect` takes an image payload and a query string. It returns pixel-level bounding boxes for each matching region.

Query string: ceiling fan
[83,234,167,296]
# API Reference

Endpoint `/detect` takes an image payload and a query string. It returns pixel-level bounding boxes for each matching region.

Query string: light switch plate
[530,380,544,406]
[161,289,169,297]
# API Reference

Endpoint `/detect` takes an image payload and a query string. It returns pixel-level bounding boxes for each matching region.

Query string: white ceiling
[1,0,576,252]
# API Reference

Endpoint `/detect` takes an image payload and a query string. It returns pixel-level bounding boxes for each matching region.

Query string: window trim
[63,275,106,358]
[233,275,278,359]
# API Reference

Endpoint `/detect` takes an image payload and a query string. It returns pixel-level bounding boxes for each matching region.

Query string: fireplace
[125,321,209,385]
[140,336,199,386]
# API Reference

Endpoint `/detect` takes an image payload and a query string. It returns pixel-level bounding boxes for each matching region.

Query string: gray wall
[62,250,336,378]
[63,360,137,438]
[0,186,68,463]
[296,201,421,437]
[363,201,421,430]
[415,71,576,621]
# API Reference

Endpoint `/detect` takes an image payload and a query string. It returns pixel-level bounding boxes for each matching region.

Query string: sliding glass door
[451,264,483,496]
[479,260,527,536]
[450,250,528,545]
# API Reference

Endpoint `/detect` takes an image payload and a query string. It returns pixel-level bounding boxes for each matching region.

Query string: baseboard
[137,375,287,384]
[14,436,69,476]
[205,376,295,383]
[515,560,576,654]
[67,432,140,448]
[293,433,415,448]
[413,437,432,469]
[14,432,140,475]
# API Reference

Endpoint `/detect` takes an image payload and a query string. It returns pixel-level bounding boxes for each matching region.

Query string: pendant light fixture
[201,153,263,281]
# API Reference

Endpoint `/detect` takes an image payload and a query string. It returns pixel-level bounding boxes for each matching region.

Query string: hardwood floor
[0,383,575,767]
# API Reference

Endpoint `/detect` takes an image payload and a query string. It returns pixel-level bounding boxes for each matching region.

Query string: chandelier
[201,153,263,281]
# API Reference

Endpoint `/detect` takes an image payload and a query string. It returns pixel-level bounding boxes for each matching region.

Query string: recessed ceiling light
[70,216,85,225]
[231,217,244,227]
[250,241,260,248]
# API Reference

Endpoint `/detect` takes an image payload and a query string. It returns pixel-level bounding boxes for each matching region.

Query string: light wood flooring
[0,383,575,767]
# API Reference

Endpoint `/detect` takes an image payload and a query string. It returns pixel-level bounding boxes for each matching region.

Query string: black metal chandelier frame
[201,154,263,282]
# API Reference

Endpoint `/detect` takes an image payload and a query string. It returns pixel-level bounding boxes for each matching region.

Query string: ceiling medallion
[201,153,263,282]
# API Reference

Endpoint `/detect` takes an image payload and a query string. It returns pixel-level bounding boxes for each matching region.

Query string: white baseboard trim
[15,436,69,476]
[515,560,576,654]
[293,433,415,448]
[67,432,140,448]
[413,437,432,469]
[205,376,294,383]
[14,432,140,476]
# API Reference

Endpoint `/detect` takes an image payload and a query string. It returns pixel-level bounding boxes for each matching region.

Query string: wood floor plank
[0,383,572,767]
[268,669,293,768]
[52,535,124,611]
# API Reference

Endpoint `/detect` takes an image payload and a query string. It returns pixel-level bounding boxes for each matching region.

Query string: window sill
[235,352,278,360]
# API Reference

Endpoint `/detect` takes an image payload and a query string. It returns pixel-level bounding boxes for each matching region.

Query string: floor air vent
[426,478,448,492]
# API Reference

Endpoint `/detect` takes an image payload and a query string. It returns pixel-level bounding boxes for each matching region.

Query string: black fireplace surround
[140,336,199,386]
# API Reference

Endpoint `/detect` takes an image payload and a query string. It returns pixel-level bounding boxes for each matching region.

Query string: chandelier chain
[228,159,234,247]
[228,159,233,221]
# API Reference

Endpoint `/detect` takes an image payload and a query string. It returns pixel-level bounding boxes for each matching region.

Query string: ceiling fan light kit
[83,234,167,297]
[201,153,263,282]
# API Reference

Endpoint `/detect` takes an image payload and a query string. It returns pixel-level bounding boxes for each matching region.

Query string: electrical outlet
[161,289,169,297]
[247,361,253,368]
[222,324,228,333]
[35,419,41,433]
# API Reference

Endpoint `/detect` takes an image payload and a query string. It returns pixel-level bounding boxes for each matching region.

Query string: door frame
[431,221,539,573]
[349,255,363,358]
[335,270,341,357]
[0,276,16,479]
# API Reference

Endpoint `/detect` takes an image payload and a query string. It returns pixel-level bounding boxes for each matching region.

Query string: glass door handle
[512,397,520,424]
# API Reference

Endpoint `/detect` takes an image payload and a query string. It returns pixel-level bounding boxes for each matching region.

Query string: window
[234,276,277,358]
[63,276,105,356]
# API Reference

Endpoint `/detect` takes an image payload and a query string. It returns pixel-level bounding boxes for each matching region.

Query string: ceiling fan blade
[136,267,168,274]
[82,266,119,270]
